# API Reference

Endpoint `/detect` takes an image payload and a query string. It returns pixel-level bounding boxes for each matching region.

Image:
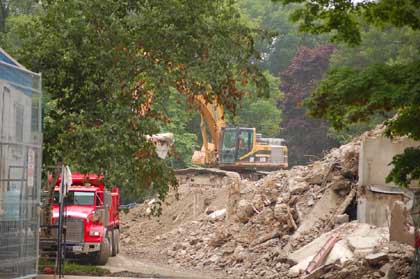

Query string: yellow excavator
[190,95,288,172]
[140,88,288,181]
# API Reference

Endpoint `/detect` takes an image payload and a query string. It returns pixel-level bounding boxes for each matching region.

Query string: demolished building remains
[121,124,419,279]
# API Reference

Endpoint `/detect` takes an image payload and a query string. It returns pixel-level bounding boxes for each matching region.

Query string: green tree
[330,26,420,69]
[273,0,420,46]
[273,0,420,187]
[238,0,328,74]
[159,90,198,168]
[326,26,420,144]
[0,0,38,32]
[2,0,269,201]
[231,72,282,137]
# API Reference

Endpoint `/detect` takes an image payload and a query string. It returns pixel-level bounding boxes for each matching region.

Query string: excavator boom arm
[191,95,226,165]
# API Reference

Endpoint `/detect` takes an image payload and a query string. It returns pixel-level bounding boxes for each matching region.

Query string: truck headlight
[89,231,100,237]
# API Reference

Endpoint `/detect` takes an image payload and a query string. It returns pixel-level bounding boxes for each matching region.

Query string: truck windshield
[54,191,95,206]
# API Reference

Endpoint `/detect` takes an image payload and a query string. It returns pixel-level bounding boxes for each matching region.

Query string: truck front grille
[65,218,84,243]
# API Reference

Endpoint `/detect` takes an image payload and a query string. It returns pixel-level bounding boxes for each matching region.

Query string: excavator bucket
[147,133,174,159]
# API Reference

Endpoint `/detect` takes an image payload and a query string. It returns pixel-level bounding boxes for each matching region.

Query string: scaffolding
[0,50,42,279]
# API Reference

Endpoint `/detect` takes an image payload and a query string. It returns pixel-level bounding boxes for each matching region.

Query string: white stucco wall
[357,135,419,227]
[358,136,420,187]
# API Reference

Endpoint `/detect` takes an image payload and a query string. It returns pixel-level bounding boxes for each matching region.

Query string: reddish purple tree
[280,45,338,166]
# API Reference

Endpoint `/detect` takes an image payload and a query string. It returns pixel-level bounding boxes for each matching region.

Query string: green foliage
[159,90,198,168]
[327,115,385,145]
[282,0,420,187]
[306,61,420,134]
[231,72,282,137]
[311,60,420,187]
[386,147,420,188]
[330,26,420,68]
[0,0,39,32]
[2,0,269,201]
[238,0,328,74]
[323,25,420,144]
[272,0,420,46]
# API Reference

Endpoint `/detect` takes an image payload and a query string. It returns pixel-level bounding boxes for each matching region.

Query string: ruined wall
[358,136,420,187]
[357,188,408,227]
[357,135,420,227]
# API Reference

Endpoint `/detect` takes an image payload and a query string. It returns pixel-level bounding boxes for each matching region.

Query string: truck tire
[111,229,117,257]
[94,237,110,265]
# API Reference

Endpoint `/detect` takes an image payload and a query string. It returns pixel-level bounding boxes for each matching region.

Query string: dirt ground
[104,254,219,279]
[118,182,230,277]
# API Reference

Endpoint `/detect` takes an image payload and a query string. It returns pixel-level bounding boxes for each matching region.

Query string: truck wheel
[94,237,110,265]
[111,229,117,257]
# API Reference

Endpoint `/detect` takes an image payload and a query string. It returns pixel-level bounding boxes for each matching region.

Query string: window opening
[15,103,24,142]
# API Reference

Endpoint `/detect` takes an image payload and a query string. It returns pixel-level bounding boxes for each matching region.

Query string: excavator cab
[219,127,255,165]
[219,127,288,171]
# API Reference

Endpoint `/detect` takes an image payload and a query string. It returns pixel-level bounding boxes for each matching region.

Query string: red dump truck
[51,173,120,265]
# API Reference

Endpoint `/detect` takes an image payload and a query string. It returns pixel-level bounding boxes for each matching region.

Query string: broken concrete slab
[288,239,354,275]
[365,252,389,267]
[289,222,388,267]
[347,235,385,256]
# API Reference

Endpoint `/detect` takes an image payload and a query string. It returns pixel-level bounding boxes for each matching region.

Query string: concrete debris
[304,235,339,275]
[365,252,389,267]
[120,124,414,279]
[335,214,349,225]
[208,209,226,220]
[236,199,254,223]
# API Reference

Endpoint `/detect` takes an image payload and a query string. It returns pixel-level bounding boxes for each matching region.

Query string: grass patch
[63,261,111,276]
[39,258,111,276]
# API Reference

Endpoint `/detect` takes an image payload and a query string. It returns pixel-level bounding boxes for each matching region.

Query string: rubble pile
[120,180,231,263]
[121,124,414,278]
[315,241,413,279]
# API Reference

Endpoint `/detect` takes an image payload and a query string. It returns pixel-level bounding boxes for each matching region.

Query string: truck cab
[51,173,120,265]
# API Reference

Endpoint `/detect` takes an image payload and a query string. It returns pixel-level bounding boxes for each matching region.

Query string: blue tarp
[0,49,40,94]
[0,50,18,66]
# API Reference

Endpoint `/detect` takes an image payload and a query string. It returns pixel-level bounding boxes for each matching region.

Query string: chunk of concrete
[335,214,349,225]
[288,177,309,194]
[347,235,383,256]
[208,208,226,220]
[236,200,254,223]
[289,223,388,266]
[365,252,389,267]
[288,239,354,275]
